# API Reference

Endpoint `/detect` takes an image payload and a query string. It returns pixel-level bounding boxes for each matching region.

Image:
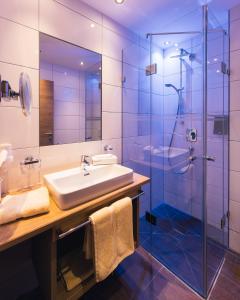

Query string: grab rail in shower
[57,190,145,240]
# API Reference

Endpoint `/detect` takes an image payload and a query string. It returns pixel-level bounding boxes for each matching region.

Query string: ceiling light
[174,43,178,47]
[115,0,125,4]
[164,41,171,46]
[80,61,84,66]
[90,23,95,28]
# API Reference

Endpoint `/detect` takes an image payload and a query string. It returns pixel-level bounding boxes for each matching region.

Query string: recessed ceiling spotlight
[174,43,178,47]
[213,57,218,62]
[80,61,84,66]
[164,41,171,46]
[115,0,125,4]
[90,23,95,28]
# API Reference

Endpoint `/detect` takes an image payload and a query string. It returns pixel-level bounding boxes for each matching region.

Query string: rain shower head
[170,48,195,61]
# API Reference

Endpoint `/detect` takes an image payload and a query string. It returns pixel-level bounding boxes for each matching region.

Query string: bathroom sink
[44,164,133,210]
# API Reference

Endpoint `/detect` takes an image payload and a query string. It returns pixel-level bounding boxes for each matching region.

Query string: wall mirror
[39,33,102,146]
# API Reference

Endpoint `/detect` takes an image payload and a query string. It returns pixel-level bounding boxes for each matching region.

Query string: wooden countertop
[0,173,149,252]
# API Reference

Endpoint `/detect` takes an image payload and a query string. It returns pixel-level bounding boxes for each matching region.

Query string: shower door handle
[203,155,215,162]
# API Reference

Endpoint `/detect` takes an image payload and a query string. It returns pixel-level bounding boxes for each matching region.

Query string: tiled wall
[40,61,86,144]
[230,4,240,253]
[0,0,142,192]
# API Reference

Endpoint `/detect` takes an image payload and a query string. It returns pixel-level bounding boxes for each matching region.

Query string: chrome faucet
[80,155,91,176]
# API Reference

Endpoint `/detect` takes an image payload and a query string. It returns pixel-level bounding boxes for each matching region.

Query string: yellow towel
[0,187,50,225]
[112,197,134,261]
[90,197,134,282]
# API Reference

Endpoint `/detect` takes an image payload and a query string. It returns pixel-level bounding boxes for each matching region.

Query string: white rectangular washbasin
[44,164,133,210]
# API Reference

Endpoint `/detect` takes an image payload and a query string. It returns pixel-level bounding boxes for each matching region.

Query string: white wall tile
[54,86,80,102]
[102,112,121,139]
[0,107,39,149]
[53,66,79,89]
[54,115,79,130]
[39,0,102,54]
[230,229,240,253]
[102,56,122,87]
[54,101,80,116]
[123,113,138,138]
[230,49,240,81]
[230,80,240,111]
[230,171,240,203]
[56,0,102,24]
[122,88,138,113]
[54,130,79,144]
[102,84,121,112]
[102,15,138,44]
[230,18,240,52]
[230,200,240,232]
[102,27,123,61]
[230,111,240,141]
[0,18,39,68]
[230,4,240,22]
[0,0,38,29]
[230,141,240,172]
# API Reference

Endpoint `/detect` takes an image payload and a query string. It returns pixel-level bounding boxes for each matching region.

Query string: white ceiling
[81,0,240,35]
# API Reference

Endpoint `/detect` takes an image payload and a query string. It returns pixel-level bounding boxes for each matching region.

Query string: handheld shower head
[165,83,184,94]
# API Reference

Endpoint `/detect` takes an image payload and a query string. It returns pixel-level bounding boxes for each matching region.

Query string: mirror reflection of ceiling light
[164,41,171,46]
[115,0,125,4]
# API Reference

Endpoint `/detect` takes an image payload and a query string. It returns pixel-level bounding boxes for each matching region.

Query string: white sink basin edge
[44,164,133,210]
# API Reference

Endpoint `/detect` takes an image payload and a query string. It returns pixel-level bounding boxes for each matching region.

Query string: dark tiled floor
[82,247,240,300]
[140,204,225,295]
[82,247,202,300]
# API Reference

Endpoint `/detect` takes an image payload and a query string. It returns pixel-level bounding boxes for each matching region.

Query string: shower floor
[140,203,225,295]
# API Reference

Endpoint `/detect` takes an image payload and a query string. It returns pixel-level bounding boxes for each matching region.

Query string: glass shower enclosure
[122,5,229,298]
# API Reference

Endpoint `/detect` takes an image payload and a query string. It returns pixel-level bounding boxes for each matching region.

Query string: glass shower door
[148,27,206,295]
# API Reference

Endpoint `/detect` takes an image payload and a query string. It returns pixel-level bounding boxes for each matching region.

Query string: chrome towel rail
[57,190,144,240]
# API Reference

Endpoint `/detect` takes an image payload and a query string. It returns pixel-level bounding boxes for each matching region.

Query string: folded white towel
[92,154,117,166]
[0,187,50,225]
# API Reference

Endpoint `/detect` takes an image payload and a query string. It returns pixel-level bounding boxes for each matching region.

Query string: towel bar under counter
[57,190,145,240]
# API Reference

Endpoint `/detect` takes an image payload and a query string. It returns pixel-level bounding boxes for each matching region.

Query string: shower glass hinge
[221,62,230,75]
[220,215,226,229]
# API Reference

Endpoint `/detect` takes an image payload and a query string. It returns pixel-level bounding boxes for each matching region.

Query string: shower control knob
[204,155,215,162]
